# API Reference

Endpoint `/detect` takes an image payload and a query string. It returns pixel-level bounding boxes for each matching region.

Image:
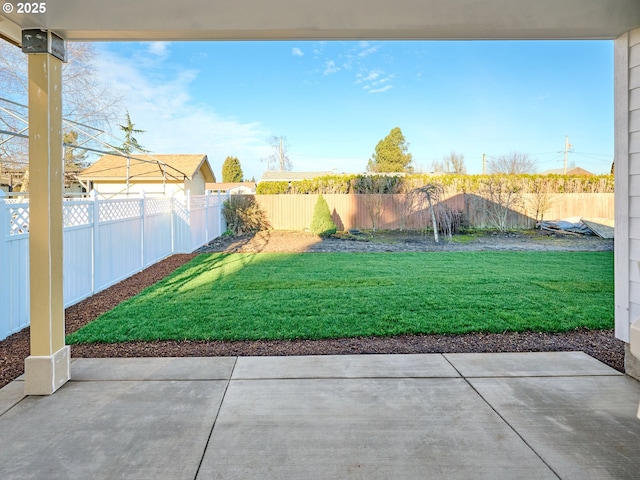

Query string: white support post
[615,33,631,344]
[23,30,70,395]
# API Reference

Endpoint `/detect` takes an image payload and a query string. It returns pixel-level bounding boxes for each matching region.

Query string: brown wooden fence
[254,193,614,231]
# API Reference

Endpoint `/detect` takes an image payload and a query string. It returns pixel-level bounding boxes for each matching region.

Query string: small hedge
[255,181,290,194]
[255,173,614,195]
[310,195,337,237]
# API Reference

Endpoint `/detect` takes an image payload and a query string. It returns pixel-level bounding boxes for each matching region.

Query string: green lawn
[66,251,614,344]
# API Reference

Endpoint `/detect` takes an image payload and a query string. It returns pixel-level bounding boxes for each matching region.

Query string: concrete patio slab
[198,377,556,479]
[0,381,25,416]
[70,356,236,381]
[1,353,639,479]
[0,379,227,480]
[444,351,622,377]
[232,353,459,379]
[469,375,640,480]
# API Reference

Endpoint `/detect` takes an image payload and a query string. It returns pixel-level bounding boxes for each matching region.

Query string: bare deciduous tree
[413,183,462,242]
[264,135,292,171]
[431,151,467,174]
[487,152,536,174]
[360,175,397,231]
[479,176,524,231]
[391,189,422,232]
[528,177,554,225]
[0,42,121,187]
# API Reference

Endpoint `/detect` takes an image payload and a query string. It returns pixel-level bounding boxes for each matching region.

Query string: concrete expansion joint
[194,356,237,479]
[464,374,625,379]
[456,371,563,479]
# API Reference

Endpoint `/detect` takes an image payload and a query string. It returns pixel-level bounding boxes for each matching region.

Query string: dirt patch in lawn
[197,229,614,254]
[0,230,621,390]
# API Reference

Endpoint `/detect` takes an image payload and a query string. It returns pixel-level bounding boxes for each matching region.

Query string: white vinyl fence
[0,191,226,341]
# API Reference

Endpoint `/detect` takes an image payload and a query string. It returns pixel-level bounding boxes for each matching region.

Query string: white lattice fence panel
[145,198,172,216]
[8,205,29,236]
[207,194,224,208]
[63,202,91,227]
[99,199,141,222]
[190,195,207,210]
[0,193,225,340]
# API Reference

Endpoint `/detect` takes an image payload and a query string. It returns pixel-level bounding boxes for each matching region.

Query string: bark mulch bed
[0,231,623,390]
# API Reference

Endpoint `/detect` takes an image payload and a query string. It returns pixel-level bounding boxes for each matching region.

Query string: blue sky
[94,40,614,181]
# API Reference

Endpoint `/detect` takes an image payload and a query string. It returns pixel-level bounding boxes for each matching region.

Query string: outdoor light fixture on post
[21,29,67,61]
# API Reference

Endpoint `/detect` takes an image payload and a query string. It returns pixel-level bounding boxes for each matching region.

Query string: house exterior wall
[89,181,185,198]
[616,30,640,347]
[185,170,206,195]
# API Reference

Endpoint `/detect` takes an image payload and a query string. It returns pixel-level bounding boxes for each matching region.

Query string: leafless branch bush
[479,176,524,232]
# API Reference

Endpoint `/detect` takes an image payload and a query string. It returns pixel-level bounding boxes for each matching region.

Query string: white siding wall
[92,181,184,198]
[616,29,640,342]
[630,31,640,340]
[185,170,206,196]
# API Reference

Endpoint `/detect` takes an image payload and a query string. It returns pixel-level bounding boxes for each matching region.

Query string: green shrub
[256,181,290,194]
[222,195,270,235]
[255,173,614,195]
[310,195,337,237]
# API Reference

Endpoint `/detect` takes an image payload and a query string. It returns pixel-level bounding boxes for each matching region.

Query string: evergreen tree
[367,127,413,173]
[221,156,244,182]
[113,111,148,155]
[310,195,337,237]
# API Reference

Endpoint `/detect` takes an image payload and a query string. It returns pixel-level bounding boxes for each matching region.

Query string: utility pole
[482,153,486,175]
[279,137,283,171]
[563,135,572,174]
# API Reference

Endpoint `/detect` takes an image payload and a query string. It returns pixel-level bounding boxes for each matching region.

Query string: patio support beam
[23,30,70,395]
[615,29,640,383]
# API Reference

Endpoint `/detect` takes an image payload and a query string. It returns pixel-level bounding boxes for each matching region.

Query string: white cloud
[355,70,381,84]
[92,47,271,180]
[323,60,339,75]
[312,41,326,58]
[145,42,171,60]
[357,41,380,58]
[354,68,394,92]
[368,85,393,94]
[292,47,304,57]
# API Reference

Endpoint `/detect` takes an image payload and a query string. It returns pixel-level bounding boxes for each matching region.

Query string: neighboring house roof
[260,171,336,182]
[540,167,595,176]
[78,154,216,182]
[207,182,256,192]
